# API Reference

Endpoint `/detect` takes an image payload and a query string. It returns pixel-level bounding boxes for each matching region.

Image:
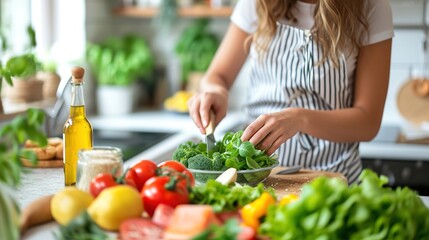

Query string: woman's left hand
[241,108,303,155]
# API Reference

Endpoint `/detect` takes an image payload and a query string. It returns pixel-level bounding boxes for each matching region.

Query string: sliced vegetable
[164,204,220,239]
[241,192,276,230]
[119,218,163,240]
[215,168,237,185]
[152,204,174,229]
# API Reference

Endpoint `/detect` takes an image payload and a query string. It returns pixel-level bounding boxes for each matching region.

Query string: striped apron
[245,23,362,184]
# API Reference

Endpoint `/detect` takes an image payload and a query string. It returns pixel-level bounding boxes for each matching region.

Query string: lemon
[50,187,94,225]
[87,185,143,231]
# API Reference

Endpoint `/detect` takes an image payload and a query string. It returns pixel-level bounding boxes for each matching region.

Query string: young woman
[187,0,393,183]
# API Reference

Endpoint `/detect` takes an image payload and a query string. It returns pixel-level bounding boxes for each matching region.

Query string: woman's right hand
[187,22,250,134]
[187,87,229,134]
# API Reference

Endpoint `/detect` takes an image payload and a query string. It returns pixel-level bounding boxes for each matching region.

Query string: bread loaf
[23,137,63,160]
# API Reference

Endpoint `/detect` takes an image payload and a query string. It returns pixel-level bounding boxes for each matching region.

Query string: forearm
[299,107,382,142]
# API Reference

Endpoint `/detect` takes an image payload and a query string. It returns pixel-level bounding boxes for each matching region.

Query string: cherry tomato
[158,160,195,186]
[141,175,190,217]
[89,173,118,198]
[125,160,158,191]
[119,218,163,240]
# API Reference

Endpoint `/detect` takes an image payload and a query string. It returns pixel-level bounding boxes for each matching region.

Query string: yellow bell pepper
[241,192,276,230]
[278,193,299,206]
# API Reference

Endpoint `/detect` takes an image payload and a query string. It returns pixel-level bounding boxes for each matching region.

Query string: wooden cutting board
[264,167,346,198]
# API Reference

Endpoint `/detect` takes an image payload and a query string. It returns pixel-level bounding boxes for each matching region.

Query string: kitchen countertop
[17,110,429,208]
[16,167,429,240]
[15,110,429,239]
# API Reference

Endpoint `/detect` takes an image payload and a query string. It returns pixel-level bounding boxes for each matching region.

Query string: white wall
[83,0,428,126]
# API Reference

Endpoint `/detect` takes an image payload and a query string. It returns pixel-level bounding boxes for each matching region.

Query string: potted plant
[86,35,155,116]
[175,19,219,91]
[36,59,61,100]
[0,26,43,103]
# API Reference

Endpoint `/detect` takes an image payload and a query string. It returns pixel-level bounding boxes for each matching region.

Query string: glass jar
[76,146,123,193]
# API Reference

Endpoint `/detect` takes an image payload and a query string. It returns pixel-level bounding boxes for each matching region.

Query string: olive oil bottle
[63,67,93,186]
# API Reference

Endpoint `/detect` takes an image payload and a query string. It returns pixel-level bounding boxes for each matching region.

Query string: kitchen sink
[92,130,174,161]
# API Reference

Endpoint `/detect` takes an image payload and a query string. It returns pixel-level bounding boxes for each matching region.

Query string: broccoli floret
[187,154,215,184]
[172,141,202,167]
[187,154,213,170]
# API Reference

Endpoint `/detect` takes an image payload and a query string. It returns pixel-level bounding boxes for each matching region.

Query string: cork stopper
[71,66,85,84]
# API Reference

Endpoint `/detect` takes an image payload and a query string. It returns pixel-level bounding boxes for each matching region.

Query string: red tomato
[89,173,118,198]
[141,176,190,217]
[119,218,163,240]
[125,160,158,191]
[157,160,195,186]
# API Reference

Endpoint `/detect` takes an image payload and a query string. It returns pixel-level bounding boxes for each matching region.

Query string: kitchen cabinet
[112,5,233,18]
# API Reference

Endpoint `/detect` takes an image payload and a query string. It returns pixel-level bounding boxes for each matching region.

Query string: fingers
[188,92,227,134]
[187,95,205,134]
[242,113,294,155]
[199,94,213,128]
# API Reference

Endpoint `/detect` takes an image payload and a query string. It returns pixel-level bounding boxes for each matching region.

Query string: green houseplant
[86,35,155,116]
[175,19,219,90]
[0,25,48,239]
[0,26,43,103]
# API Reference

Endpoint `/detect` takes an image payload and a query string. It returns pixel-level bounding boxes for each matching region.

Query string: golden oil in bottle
[63,66,93,186]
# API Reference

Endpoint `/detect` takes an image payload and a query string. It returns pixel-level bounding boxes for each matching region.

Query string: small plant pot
[96,85,137,116]
[36,71,61,99]
[1,76,44,103]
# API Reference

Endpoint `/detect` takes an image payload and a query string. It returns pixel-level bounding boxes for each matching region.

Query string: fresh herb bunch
[260,169,429,239]
[54,212,111,240]
[190,179,276,213]
[0,108,47,186]
[172,130,278,171]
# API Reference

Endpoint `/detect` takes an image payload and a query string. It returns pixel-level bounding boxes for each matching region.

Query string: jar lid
[78,146,123,163]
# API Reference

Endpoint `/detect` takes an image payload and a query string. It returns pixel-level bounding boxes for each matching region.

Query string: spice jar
[76,146,123,193]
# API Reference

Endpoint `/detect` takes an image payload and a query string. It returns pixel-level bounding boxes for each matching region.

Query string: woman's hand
[241,108,304,155]
[187,87,229,134]
[187,23,250,134]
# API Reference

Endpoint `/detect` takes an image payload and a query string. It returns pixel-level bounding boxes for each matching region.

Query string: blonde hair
[254,0,368,67]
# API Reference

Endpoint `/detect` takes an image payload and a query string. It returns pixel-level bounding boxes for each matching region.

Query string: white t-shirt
[231,0,394,80]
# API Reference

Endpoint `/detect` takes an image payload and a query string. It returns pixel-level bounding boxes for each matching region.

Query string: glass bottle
[63,66,93,186]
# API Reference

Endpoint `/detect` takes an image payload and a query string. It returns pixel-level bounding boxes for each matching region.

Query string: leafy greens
[172,130,278,171]
[260,169,429,240]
